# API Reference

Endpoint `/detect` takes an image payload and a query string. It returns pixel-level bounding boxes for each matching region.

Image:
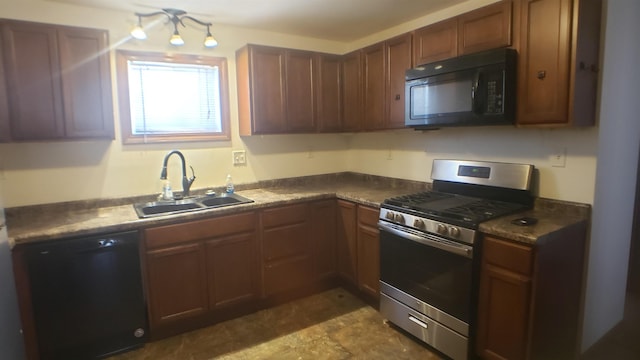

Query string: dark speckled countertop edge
[6,172,590,248]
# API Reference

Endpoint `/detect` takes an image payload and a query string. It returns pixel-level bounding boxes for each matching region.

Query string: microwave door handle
[472,72,483,114]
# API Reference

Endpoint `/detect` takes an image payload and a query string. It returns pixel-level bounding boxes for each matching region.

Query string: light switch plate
[232,150,246,166]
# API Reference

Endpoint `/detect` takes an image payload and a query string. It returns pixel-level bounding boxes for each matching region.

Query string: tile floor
[108,288,443,360]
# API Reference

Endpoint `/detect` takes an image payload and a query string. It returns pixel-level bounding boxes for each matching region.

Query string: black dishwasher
[24,230,147,359]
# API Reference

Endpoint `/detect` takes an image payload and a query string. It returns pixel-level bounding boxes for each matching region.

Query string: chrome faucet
[160,150,196,198]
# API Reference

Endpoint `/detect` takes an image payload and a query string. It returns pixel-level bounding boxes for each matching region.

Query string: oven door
[379,221,473,325]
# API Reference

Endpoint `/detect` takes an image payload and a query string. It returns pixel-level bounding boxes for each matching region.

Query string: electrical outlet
[232,150,246,166]
[551,148,567,168]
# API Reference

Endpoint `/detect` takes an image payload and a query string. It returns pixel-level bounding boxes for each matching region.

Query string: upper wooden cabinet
[316,54,343,133]
[236,45,317,135]
[413,18,458,65]
[341,50,362,132]
[413,1,512,66]
[0,20,114,141]
[516,0,602,126]
[362,33,412,131]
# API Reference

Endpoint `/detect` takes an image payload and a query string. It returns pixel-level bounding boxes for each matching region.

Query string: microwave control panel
[485,74,504,114]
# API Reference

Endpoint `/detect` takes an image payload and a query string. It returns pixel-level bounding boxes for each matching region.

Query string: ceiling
[47,0,468,41]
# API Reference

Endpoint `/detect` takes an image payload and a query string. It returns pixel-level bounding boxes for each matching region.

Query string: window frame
[115,50,231,144]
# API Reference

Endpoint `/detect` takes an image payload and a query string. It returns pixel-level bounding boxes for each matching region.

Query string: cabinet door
[261,204,312,296]
[341,50,362,131]
[357,206,380,299]
[206,232,258,309]
[0,32,10,142]
[476,236,533,360]
[312,200,337,280]
[58,27,114,138]
[516,0,572,125]
[412,18,458,65]
[316,54,343,132]
[337,200,357,284]
[386,33,412,129]
[362,42,385,130]
[458,1,512,56]
[285,49,316,132]
[249,46,286,133]
[2,21,65,140]
[146,243,208,327]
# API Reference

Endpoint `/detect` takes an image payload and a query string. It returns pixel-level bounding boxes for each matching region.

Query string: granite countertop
[5,173,591,249]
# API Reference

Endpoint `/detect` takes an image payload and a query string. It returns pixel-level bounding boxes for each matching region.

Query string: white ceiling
[47,0,468,41]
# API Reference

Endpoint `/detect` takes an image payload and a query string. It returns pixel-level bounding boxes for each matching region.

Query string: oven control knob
[413,219,426,230]
[394,213,406,224]
[436,223,448,235]
[448,226,460,238]
[385,211,395,221]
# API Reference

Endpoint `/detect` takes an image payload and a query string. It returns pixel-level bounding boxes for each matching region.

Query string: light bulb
[169,31,184,46]
[130,24,146,40]
[204,34,218,48]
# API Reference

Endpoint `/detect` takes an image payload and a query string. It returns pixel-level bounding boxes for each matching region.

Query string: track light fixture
[130,8,218,48]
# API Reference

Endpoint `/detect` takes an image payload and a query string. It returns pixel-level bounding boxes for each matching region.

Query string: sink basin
[200,196,242,207]
[133,193,254,218]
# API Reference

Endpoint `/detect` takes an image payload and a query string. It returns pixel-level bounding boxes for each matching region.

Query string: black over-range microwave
[405,48,517,129]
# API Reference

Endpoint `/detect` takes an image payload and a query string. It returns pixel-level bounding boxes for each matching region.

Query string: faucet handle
[189,165,196,182]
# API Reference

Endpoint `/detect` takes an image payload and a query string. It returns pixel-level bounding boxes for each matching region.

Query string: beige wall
[0,0,598,207]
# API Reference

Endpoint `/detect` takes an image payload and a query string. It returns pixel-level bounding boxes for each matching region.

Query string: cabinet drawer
[357,205,379,227]
[483,236,533,276]
[261,203,309,228]
[144,212,257,249]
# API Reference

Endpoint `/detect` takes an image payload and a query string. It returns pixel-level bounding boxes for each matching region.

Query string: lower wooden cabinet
[143,211,259,338]
[476,222,588,360]
[261,203,312,296]
[356,205,381,299]
[336,200,381,301]
[312,200,338,280]
[337,200,358,283]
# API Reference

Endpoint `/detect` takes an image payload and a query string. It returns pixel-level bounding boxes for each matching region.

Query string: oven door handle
[379,222,473,258]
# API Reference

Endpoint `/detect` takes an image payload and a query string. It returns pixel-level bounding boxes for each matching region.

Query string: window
[116,50,230,144]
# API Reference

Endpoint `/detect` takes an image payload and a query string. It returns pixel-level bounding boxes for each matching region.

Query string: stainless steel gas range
[378,159,534,360]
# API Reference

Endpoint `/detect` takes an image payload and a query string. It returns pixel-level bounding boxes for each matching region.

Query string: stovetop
[382,190,529,228]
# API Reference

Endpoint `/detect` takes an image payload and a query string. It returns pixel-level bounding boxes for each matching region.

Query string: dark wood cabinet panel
[362,42,385,130]
[0,33,10,142]
[516,0,572,125]
[206,232,258,309]
[356,206,380,299]
[243,45,286,134]
[57,27,113,138]
[385,33,412,129]
[516,0,601,126]
[458,1,512,55]
[261,203,313,296]
[0,20,113,141]
[477,236,534,360]
[413,18,458,65]
[316,54,343,132]
[341,50,362,132]
[285,49,316,132]
[312,200,337,280]
[337,200,358,284]
[477,226,588,360]
[143,211,258,337]
[146,243,208,326]
[2,21,64,140]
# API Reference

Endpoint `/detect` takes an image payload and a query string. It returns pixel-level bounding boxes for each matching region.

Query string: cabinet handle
[537,70,546,80]
[395,94,401,100]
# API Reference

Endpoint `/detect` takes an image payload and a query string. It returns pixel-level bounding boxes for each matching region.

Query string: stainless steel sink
[133,193,254,218]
